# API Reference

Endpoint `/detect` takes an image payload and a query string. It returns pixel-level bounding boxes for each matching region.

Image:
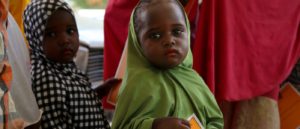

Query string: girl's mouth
[165,49,179,57]
[63,48,74,56]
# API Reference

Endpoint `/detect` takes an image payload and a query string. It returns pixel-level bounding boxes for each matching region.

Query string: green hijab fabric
[112,1,224,129]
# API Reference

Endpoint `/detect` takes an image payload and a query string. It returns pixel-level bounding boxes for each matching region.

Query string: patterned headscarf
[23,0,110,128]
[24,0,72,58]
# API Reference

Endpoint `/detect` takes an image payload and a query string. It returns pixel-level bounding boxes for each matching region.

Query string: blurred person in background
[192,0,300,128]
[1,0,42,128]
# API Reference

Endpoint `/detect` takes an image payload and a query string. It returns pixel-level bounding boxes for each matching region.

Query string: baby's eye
[172,29,184,37]
[149,33,161,39]
[46,32,56,37]
[67,28,77,35]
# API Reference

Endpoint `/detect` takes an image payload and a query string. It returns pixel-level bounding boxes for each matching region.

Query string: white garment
[6,13,41,127]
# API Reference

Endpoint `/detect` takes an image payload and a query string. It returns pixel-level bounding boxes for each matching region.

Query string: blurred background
[66,0,106,88]
[66,0,114,122]
[66,0,107,9]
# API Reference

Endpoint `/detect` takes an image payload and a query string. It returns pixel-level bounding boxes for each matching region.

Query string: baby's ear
[178,0,189,6]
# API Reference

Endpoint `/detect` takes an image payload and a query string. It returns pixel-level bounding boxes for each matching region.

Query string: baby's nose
[60,33,71,44]
[163,36,176,47]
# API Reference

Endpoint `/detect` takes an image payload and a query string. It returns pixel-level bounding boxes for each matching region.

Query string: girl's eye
[67,28,77,35]
[149,33,161,39]
[46,32,56,37]
[172,29,184,37]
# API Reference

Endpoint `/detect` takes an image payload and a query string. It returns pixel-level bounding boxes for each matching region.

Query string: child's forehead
[139,1,184,21]
[49,8,73,18]
[44,13,77,34]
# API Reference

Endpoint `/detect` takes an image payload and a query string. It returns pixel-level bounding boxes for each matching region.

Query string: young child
[111,0,223,129]
[23,0,120,128]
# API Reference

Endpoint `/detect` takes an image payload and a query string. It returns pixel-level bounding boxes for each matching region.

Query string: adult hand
[95,78,122,99]
[153,117,190,129]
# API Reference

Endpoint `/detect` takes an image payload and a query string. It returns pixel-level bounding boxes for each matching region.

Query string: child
[23,0,120,128]
[103,0,199,109]
[111,0,223,129]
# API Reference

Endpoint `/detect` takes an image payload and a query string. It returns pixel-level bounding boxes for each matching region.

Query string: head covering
[117,0,194,97]
[23,0,73,59]
[103,0,199,109]
[23,0,110,128]
[102,0,141,109]
[112,1,223,129]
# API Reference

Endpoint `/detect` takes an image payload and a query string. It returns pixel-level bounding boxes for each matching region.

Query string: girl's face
[42,9,79,63]
[138,2,188,69]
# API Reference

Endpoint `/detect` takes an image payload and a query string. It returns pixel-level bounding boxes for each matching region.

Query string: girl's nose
[163,35,175,47]
[60,33,71,44]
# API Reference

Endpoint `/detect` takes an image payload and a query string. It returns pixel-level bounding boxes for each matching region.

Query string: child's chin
[62,56,75,62]
[156,63,179,69]
[64,58,74,63]
[54,58,74,63]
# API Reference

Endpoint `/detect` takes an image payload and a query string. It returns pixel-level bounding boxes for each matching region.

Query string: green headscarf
[112,0,224,129]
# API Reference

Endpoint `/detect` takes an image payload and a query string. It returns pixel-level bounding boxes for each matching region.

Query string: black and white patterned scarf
[23,0,110,128]
[284,59,300,91]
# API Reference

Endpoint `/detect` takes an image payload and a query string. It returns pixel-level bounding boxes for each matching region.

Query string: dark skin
[43,9,120,98]
[137,1,190,129]
[138,0,189,69]
[153,117,191,129]
[27,8,121,128]
[42,9,79,63]
[95,77,122,99]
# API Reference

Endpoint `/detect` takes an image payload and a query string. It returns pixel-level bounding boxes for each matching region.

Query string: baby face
[138,1,189,69]
[42,9,79,63]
